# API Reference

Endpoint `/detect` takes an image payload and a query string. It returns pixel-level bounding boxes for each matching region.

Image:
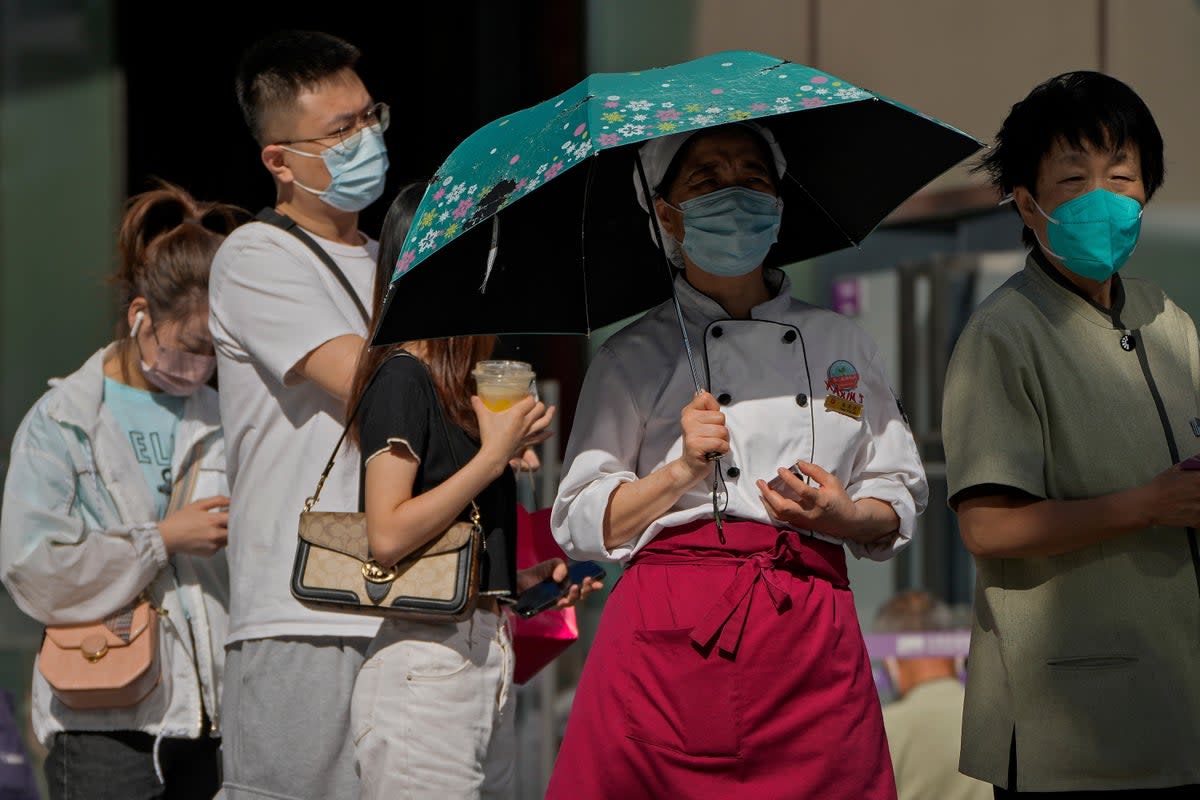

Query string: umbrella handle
[709,459,726,543]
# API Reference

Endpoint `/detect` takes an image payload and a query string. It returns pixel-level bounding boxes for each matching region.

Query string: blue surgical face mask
[283,125,389,212]
[1031,189,1143,282]
[666,186,783,277]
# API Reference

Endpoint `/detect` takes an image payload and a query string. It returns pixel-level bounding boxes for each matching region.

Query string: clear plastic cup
[472,360,536,411]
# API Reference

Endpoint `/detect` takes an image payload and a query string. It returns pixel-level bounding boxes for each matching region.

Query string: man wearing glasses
[207,29,390,800]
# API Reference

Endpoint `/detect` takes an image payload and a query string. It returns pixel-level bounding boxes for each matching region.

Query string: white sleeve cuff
[140,523,170,572]
[551,472,638,562]
[845,477,917,562]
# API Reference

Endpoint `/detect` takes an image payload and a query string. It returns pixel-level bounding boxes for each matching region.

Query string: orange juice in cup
[472,360,536,411]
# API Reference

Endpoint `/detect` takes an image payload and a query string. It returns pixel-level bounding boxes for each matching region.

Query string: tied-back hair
[111,179,246,381]
[235,29,361,146]
[347,181,496,444]
[973,71,1165,247]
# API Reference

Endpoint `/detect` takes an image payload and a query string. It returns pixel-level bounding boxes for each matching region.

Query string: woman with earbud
[0,181,244,799]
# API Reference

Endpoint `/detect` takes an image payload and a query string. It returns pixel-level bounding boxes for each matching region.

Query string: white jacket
[554,270,929,562]
[0,345,229,747]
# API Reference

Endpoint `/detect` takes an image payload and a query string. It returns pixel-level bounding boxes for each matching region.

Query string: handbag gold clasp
[81,635,108,663]
[361,560,398,584]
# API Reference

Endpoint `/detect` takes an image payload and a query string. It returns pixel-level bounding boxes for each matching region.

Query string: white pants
[351,609,516,800]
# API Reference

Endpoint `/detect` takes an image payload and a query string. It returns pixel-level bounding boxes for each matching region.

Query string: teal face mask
[669,186,782,277]
[1032,189,1143,282]
[283,125,389,213]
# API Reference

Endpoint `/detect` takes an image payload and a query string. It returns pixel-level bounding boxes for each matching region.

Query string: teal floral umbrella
[372,50,982,346]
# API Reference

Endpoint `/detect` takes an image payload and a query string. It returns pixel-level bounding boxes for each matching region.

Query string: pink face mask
[141,345,215,396]
[133,313,216,396]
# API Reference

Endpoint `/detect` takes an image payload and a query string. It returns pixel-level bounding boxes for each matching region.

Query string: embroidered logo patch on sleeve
[824,360,863,419]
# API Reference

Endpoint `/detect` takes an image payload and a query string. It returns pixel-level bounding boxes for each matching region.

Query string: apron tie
[689,532,815,656]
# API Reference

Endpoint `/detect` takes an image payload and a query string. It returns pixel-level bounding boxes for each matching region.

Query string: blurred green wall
[1,4,122,792]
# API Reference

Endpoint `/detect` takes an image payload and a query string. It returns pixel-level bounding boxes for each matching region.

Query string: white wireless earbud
[130,310,145,338]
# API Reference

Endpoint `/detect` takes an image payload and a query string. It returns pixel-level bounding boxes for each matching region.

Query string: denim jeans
[43,730,220,800]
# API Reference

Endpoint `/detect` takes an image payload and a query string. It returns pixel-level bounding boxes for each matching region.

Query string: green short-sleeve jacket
[943,253,1200,792]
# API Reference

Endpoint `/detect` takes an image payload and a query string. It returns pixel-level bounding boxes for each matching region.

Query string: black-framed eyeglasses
[275,101,390,155]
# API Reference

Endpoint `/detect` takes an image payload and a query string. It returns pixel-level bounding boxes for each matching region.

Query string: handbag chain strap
[304,352,481,529]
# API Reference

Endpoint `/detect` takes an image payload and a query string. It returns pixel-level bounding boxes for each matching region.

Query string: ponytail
[111,178,247,337]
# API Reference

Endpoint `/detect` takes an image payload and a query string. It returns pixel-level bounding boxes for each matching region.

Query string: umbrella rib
[580,155,596,336]
[480,214,500,292]
[785,171,858,251]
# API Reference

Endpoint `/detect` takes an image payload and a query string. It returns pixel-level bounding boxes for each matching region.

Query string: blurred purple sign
[831,277,861,316]
[864,630,971,659]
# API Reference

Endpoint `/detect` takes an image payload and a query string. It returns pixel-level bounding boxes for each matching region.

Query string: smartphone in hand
[1180,455,1200,470]
[765,461,804,493]
[512,560,606,619]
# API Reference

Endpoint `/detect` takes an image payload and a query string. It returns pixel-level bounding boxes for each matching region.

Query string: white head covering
[632,121,788,266]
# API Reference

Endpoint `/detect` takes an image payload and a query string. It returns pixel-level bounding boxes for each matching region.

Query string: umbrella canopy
[372,50,983,345]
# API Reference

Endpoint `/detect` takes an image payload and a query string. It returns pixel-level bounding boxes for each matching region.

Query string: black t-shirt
[358,354,516,598]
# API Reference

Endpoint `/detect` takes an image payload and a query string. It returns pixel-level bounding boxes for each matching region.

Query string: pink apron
[546,519,896,800]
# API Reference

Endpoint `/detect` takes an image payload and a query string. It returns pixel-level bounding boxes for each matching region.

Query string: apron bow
[689,532,811,656]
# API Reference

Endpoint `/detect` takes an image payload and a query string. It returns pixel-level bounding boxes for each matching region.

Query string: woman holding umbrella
[548,121,928,798]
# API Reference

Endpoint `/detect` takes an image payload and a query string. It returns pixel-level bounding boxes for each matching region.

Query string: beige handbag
[291,354,483,623]
[36,441,206,710]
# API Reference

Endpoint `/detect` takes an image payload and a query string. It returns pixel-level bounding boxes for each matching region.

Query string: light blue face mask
[667,186,783,277]
[1032,189,1143,282]
[283,125,389,212]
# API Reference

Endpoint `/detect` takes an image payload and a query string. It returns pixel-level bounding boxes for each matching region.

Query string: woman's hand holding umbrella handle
[676,391,730,486]
[600,393,730,550]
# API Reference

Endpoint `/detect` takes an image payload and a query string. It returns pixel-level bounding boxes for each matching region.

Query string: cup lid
[472,360,534,377]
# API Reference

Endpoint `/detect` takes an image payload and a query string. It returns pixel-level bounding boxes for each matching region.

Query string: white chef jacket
[553,269,928,563]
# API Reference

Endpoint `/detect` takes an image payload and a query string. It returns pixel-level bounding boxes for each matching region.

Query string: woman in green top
[944,71,1200,796]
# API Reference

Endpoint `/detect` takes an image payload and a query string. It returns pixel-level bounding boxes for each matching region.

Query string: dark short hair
[975,71,1164,247]
[235,29,361,146]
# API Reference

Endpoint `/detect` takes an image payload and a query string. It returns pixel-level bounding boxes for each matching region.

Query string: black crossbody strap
[255,207,371,327]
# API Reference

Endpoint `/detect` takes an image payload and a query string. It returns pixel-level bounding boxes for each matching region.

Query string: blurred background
[2,1,1198,796]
